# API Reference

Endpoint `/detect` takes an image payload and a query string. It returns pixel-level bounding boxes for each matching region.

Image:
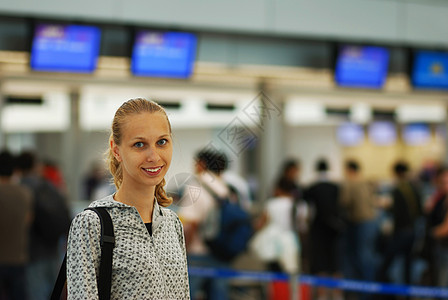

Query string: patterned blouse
[67,195,190,299]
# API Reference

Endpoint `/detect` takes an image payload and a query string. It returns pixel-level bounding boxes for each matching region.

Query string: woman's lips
[142,166,163,176]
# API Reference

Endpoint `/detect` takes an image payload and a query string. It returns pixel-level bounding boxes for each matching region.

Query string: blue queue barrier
[189,267,448,298]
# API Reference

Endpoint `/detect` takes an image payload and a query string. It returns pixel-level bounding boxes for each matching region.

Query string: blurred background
[0,0,447,202]
[1,0,448,299]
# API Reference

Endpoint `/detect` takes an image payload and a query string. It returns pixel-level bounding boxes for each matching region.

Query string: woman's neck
[114,182,156,223]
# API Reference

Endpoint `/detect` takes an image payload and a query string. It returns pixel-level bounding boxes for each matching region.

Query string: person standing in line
[377,161,423,285]
[42,159,67,194]
[430,167,448,287]
[276,159,309,272]
[266,178,300,274]
[82,161,110,201]
[304,158,343,300]
[67,98,190,299]
[276,159,306,233]
[249,177,300,300]
[420,165,447,286]
[0,150,33,300]
[16,151,71,300]
[277,159,303,204]
[340,160,378,283]
[177,149,230,300]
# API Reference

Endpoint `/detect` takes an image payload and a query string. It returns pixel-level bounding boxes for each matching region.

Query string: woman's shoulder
[70,197,116,230]
[72,194,130,227]
[71,208,101,230]
[159,207,185,242]
[161,206,180,221]
[89,194,125,208]
[68,209,102,245]
[160,206,185,231]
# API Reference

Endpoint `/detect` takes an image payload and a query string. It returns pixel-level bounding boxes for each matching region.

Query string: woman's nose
[146,146,160,162]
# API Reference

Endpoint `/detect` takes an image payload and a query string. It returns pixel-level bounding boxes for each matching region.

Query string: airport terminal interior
[1,0,448,299]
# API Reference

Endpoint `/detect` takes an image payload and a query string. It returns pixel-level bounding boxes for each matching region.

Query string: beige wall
[285,124,445,186]
[342,125,445,181]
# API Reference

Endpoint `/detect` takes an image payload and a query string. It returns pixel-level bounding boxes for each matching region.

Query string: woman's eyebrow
[131,134,170,141]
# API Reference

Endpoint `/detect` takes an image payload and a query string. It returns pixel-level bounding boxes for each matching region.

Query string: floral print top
[67,195,190,299]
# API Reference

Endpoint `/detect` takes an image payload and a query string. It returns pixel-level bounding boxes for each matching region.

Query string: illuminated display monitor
[335,45,390,89]
[336,123,364,146]
[131,31,197,79]
[403,123,431,146]
[412,50,448,90]
[368,121,396,145]
[30,24,101,73]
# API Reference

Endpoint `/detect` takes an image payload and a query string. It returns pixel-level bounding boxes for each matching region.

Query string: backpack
[201,182,253,262]
[51,207,115,300]
[33,179,71,243]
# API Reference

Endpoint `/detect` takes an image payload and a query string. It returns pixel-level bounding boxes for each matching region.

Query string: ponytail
[107,136,123,190]
[155,178,172,207]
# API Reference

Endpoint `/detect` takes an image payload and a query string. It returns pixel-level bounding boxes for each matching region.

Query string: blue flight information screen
[412,51,448,90]
[30,24,101,73]
[337,123,364,146]
[131,31,197,79]
[335,46,390,89]
[368,121,396,146]
[403,123,431,146]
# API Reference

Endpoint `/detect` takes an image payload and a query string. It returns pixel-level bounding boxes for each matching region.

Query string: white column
[0,90,4,148]
[63,90,82,203]
[256,80,285,205]
[445,120,448,164]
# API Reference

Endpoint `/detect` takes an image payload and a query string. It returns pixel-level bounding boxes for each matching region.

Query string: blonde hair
[107,98,172,207]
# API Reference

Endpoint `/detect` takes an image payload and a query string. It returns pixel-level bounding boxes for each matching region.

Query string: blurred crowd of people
[172,149,448,300]
[258,157,448,300]
[0,149,71,300]
[3,145,448,300]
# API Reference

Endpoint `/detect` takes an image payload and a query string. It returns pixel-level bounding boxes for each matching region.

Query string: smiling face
[111,112,172,190]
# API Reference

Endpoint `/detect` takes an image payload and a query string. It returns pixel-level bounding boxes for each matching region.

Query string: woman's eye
[157,139,168,146]
[134,142,144,148]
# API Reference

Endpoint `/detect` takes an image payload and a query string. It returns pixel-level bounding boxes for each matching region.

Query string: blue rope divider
[188,267,448,298]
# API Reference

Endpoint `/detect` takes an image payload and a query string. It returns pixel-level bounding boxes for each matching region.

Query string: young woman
[67,98,190,299]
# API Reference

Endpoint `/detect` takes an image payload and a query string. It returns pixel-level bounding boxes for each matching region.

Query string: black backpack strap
[85,207,115,300]
[51,207,115,300]
[51,254,67,300]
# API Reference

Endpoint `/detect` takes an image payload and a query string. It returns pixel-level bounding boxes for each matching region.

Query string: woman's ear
[110,139,122,162]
